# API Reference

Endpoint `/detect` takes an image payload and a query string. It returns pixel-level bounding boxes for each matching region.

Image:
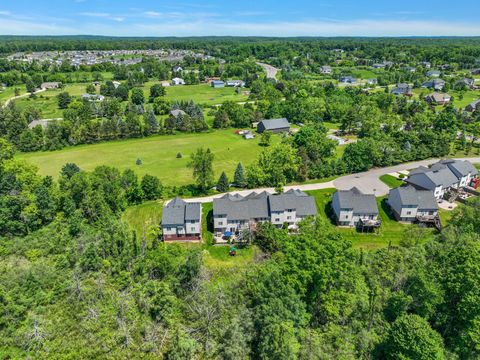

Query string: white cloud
[1,17,480,37]
[79,12,125,22]
[0,10,11,16]
[144,11,162,17]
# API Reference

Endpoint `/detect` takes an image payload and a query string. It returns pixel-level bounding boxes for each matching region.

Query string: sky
[0,0,479,37]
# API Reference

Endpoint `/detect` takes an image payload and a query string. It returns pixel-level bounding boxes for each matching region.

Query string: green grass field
[17,129,280,185]
[121,200,164,245]
[307,188,437,250]
[379,174,405,188]
[0,85,27,102]
[144,82,249,106]
[13,83,89,118]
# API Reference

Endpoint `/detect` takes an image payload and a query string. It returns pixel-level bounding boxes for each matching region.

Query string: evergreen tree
[234,162,246,187]
[144,110,159,136]
[216,171,229,192]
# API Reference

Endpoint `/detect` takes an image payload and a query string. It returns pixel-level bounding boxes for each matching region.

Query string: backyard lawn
[17,129,280,185]
[0,85,27,102]
[307,188,437,250]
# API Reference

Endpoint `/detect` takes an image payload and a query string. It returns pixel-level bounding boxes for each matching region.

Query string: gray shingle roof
[162,197,201,225]
[170,109,186,118]
[390,186,438,210]
[213,189,316,220]
[440,159,478,178]
[258,118,291,131]
[406,164,458,190]
[333,187,379,214]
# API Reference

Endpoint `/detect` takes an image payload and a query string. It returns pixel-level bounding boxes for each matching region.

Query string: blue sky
[0,0,479,37]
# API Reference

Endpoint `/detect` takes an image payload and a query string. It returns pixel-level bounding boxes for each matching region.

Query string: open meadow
[17,129,280,185]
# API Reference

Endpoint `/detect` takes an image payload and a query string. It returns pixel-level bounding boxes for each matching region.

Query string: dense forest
[1,136,480,358]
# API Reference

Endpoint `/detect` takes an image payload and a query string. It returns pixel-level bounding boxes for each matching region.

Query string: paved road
[256,62,280,79]
[183,157,480,203]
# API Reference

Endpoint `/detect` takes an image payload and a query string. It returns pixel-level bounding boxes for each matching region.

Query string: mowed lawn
[17,129,279,185]
[307,188,437,250]
[14,83,89,118]
[161,83,249,105]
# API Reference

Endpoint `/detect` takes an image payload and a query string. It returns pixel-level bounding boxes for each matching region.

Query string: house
[420,61,432,69]
[424,92,451,105]
[171,77,185,86]
[372,61,393,69]
[426,70,441,77]
[339,76,356,84]
[82,93,105,102]
[257,118,291,134]
[471,69,480,75]
[391,83,413,96]
[388,186,438,222]
[332,187,380,227]
[173,66,183,73]
[405,160,478,199]
[456,78,476,89]
[465,99,480,112]
[211,80,225,88]
[112,81,121,89]
[320,65,332,74]
[28,119,51,129]
[405,67,417,73]
[162,197,201,241]
[422,78,445,91]
[213,189,316,235]
[367,78,378,85]
[226,80,245,87]
[439,159,478,188]
[170,109,186,118]
[40,82,60,90]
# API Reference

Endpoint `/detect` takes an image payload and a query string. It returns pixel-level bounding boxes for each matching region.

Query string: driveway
[2,88,46,108]
[183,157,480,203]
[256,62,279,79]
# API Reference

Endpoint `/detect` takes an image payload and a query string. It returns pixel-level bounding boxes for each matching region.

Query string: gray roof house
[388,186,438,222]
[391,83,413,96]
[170,109,186,118]
[257,118,291,133]
[162,197,201,241]
[405,162,462,199]
[439,159,478,188]
[226,80,245,87]
[332,187,380,227]
[456,78,476,89]
[465,99,480,112]
[213,189,316,235]
[211,80,225,88]
[426,70,441,77]
[422,79,445,91]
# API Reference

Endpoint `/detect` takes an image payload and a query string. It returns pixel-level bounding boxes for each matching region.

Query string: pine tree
[144,110,159,135]
[234,162,246,187]
[216,171,230,192]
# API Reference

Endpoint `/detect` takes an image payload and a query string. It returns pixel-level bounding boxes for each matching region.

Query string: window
[406,211,411,215]
[345,215,349,219]
[218,221,223,225]
[275,218,280,222]
[191,227,195,232]
[287,216,292,220]
[166,227,171,231]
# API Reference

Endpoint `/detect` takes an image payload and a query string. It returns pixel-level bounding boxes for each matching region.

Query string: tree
[131,88,145,105]
[380,314,444,360]
[234,162,246,187]
[149,84,166,102]
[86,83,96,94]
[216,171,229,192]
[153,97,171,115]
[144,110,159,136]
[259,130,272,147]
[61,163,81,179]
[57,92,72,109]
[189,148,214,192]
[141,174,162,200]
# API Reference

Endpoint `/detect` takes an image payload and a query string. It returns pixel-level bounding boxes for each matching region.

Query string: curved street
[184,157,480,203]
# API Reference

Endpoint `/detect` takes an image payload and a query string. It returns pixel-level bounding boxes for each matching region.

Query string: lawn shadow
[206,209,214,233]
[380,198,396,222]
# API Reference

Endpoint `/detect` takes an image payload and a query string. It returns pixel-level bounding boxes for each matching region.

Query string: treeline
[1,133,480,358]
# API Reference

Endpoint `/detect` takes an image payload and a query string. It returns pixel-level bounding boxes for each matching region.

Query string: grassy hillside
[17,129,280,185]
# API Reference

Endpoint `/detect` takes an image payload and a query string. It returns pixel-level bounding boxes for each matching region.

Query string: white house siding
[270,210,297,227]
